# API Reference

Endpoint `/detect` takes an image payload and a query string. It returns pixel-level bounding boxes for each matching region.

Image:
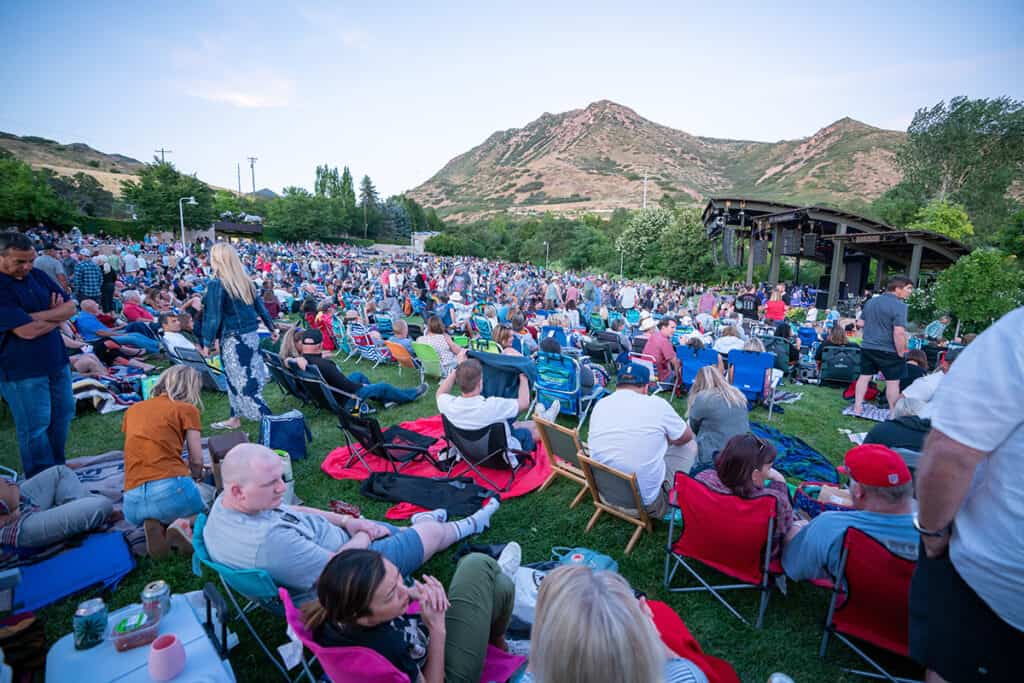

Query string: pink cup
[148,633,186,681]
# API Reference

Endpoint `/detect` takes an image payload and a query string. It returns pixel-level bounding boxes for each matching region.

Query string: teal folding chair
[192,514,304,681]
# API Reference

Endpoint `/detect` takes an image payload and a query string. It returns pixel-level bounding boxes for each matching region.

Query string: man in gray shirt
[203,444,500,595]
[854,275,913,415]
[33,242,68,290]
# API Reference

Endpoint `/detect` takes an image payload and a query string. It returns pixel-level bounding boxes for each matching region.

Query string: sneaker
[411,509,448,525]
[496,541,522,579]
[414,383,429,399]
[543,399,561,422]
[383,401,398,409]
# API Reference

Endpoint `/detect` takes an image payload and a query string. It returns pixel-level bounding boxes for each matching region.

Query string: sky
[2,1,1022,198]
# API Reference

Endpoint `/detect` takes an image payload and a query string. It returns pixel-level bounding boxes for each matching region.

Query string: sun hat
[639,317,657,332]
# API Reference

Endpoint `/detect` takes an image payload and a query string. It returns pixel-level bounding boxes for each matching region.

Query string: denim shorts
[123,476,206,525]
[368,523,426,577]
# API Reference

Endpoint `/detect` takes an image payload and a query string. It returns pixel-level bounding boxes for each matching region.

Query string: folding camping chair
[374,313,394,338]
[410,341,445,379]
[168,346,228,392]
[289,363,371,416]
[820,346,863,386]
[192,514,298,681]
[336,410,438,473]
[472,339,503,354]
[279,588,526,683]
[577,454,653,555]
[677,346,720,391]
[440,415,534,493]
[348,323,392,368]
[261,350,310,404]
[539,325,569,349]
[534,416,590,508]
[588,312,606,333]
[624,308,641,331]
[472,315,493,342]
[534,351,605,427]
[819,527,921,683]
[763,336,797,378]
[727,349,778,419]
[663,472,781,628]
[383,341,426,385]
[629,352,678,398]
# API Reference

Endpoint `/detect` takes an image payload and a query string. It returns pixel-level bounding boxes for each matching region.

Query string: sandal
[211,420,239,430]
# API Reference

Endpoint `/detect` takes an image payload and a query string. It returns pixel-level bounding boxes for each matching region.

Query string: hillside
[408,101,906,221]
[0,131,146,196]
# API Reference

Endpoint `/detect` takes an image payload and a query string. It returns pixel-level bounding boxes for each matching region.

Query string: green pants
[443,553,515,683]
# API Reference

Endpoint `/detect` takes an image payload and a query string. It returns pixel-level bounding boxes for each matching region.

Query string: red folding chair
[819,528,921,683]
[663,472,781,628]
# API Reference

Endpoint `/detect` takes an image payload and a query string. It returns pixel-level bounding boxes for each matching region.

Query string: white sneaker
[496,541,522,579]
[411,509,448,525]
[543,399,561,422]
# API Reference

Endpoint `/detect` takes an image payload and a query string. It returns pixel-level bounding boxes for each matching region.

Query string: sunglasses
[747,433,770,458]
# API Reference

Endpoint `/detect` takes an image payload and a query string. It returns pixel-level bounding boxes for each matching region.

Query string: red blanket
[649,599,740,683]
[321,414,553,519]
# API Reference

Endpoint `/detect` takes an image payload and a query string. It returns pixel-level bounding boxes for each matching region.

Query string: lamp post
[619,247,624,278]
[178,196,197,250]
[543,241,549,270]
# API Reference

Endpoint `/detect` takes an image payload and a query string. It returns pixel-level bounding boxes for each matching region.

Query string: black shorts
[909,546,1023,682]
[859,348,905,381]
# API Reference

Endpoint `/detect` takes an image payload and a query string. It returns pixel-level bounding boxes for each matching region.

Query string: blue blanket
[750,421,839,484]
[13,531,134,614]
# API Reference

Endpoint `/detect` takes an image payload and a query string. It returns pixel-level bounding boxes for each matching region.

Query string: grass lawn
[1,355,918,682]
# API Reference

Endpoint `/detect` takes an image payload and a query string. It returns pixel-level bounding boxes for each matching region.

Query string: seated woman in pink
[695,433,806,558]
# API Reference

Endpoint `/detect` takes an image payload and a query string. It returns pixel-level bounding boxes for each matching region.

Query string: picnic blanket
[842,404,891,422]
[838,428,868,445]
[322,414,552,519]
[750,421,839,484]
[12,531,134,615]
[771,390,803,405]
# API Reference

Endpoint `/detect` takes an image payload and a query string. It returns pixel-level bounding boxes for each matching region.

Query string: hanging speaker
[723,228,738,267]
[802,233,819,256]
[780,228,801,256]
[752,239,768,266]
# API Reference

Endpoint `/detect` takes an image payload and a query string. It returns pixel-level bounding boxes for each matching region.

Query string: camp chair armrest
[385,443,434,456]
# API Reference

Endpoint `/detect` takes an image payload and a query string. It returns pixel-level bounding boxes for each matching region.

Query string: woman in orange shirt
[121,365,207,554]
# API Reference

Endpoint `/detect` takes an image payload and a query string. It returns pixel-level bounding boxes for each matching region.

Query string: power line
[247,156,258,194]
[154,147,173,163]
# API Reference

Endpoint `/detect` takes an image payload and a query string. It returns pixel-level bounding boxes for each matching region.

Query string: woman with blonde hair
[201,242,279,430]
[529,564,708,683]
[686,365,750,475]
[121,365,209,556]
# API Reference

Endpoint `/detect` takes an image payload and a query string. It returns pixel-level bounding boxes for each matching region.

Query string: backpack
[551,546,619,573]
[259,409,312,461]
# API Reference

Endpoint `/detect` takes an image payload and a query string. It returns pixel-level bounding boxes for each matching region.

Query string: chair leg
[538,470,558,493]
[220,578,291,681]
[585,507,603,532]
[624,525,644,555]
[569,482,589,508]
[755,585,771,629]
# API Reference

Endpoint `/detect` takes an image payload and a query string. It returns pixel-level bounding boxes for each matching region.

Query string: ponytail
[301,600,329,631]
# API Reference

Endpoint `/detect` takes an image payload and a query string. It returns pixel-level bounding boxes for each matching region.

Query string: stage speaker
[780,228,801,256]
[815,291,829,308]
[802,233,818,256]
[843,259,869,296]
[723,228,738,267]
[752,239,768,265]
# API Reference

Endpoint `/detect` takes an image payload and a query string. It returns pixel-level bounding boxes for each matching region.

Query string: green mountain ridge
[408,101,906,221]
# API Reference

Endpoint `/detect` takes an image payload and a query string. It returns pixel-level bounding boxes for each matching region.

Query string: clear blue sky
[2,1,1021,197]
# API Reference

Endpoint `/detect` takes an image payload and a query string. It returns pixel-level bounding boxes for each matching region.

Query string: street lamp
[619,246,624,278]
[543,241,549,270]
[178,196,197,250]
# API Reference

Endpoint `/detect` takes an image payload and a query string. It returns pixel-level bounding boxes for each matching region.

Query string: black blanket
[360,473,491,517]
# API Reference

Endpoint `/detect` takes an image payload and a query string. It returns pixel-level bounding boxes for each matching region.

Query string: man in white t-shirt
[158,312,196,354]
[587,362,695,516]
[909,306,1024,683]
[436,357,543,454]
[619,283,638,310]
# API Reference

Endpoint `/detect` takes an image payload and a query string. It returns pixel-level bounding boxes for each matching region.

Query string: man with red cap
[782,444,917,582]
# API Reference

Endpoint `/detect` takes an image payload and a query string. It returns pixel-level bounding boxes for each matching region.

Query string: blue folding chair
[374,313,394,338]
[534,351,606,427]
[726,349,778,419]
[540,326,569,349]
[677,346,721,390]
[588,312,607,333]
[797,326,820,349]
[192,514,303,681]
[624,309,641,330]
[472,315,493,342]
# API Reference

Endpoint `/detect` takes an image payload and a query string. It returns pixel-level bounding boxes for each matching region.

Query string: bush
[515,181,544,193]
[70,216,150,240]
[932,248,1024,332]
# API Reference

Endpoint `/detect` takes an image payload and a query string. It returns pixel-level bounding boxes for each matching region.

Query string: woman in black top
[305,549,513,683]
[815,323,858,365]
[900,349,929,392]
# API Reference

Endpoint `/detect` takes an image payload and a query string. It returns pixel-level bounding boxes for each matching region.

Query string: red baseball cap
[838,444,911,487]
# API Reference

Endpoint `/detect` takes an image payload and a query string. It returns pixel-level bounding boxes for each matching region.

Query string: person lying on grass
[203,443,500,598]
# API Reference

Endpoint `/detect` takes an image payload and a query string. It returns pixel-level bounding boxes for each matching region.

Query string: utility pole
[154,148,173,163]
[642,171,648,209]
[236,163,242,195]
[247,156,258,194]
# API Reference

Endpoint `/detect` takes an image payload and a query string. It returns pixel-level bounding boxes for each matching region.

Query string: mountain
[0,131,146,195]
[408,101,906,221]
[254,188,280,200]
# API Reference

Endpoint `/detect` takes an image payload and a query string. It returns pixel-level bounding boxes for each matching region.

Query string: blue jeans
[0,364,75,477]
[350,371,419,405]
[111,332,161,354]
[509,421,536,451]
[123,476,206,525]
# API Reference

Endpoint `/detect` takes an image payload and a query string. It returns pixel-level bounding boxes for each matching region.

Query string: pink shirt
[642,332,676,381]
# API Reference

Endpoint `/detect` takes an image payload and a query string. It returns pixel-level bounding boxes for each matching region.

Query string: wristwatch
[913,513,950,538]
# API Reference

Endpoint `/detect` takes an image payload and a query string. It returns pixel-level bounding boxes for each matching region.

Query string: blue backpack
[259,409,313,461]
[551,546,619,573]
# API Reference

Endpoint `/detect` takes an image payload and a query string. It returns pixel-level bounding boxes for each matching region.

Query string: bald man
[202,444,500,594]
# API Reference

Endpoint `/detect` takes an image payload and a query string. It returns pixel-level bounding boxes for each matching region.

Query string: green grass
[1,359,918,682]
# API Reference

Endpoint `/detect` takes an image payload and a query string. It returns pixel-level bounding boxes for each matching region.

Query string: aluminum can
[141,580,171,618]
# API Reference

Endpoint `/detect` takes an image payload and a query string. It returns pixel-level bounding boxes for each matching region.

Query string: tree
[932,248,1024,332]
[616,207,672,275]
[339,167,356,211]
[120,159,215,233]
[264,186,331,242]
[906,199,975,241]
[0,156,73,225]
[993,209,1024,260]
[652,207,717,282]
[358,175,381,238]
[890,96,1024,236]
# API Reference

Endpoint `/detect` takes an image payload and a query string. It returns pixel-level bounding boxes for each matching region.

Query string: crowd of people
[1,224,1020,682]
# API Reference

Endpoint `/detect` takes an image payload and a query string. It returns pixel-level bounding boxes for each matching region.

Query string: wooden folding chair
[577,454,653,555]
[534,416,589,508]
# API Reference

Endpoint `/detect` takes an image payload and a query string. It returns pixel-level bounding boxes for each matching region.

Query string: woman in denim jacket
[201,243,279,429]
